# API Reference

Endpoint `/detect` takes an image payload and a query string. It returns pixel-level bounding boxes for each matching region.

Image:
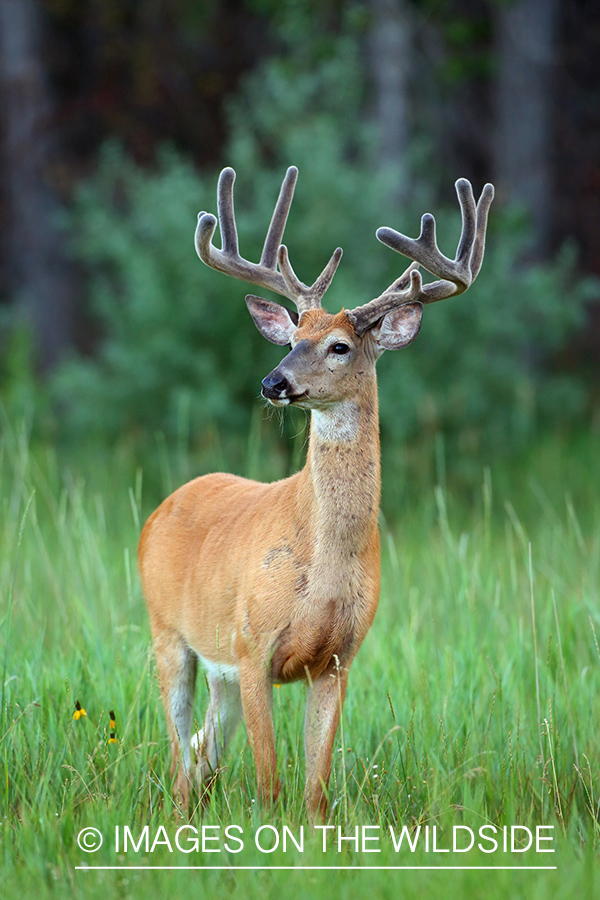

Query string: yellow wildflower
[108,709,117,744]
[72,700,87,720]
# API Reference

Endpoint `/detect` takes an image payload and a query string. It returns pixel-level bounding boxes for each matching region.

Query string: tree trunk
[368,0,412,202]
[493,0,560,256]
[0,0,75,371]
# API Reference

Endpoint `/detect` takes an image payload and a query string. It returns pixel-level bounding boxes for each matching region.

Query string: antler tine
[261,166,298,269]
[387,260,420,293]
[195,166,342,316]
[217,167,240,256]
[345,179,494,335]
[454,178,477,269]
[277,244,307,298]
[278,244,343,315]
[469,183,495,280]
[310,246,344,302]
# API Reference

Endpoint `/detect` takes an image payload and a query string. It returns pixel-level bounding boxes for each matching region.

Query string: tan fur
[139,309,386,818]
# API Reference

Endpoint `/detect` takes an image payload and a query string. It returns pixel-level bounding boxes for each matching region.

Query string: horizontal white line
[76,865,558,871]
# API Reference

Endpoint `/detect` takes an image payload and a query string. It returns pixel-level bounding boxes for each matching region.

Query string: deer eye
[329,342,350,355]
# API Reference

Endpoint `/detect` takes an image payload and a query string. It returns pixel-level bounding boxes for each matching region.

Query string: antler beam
[346,179,494,336]
[195,166,342,318]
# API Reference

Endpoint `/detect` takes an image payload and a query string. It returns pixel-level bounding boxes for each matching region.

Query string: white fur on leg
[191,728,204,754]
[192,666,243,783]
[168,657,196,777]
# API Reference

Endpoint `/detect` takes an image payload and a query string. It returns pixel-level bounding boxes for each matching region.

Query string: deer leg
[304,664,348,821]
[192,669,243,789]
[239,658,280,806]
[152,626,198,808]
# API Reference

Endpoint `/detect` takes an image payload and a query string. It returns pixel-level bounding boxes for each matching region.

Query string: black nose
[261,370,289,399]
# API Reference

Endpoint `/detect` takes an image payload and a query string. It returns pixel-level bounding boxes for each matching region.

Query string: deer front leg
[304,664,348,821]
[239,658,280,806]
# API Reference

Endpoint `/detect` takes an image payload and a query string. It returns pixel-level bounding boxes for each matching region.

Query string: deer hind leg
[153,626,198,808]
[191,664,243,791]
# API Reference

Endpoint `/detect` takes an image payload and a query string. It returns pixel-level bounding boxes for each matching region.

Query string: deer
[138,165,494,820]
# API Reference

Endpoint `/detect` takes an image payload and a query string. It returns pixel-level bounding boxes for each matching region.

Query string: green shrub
[54,143,592,456]
[54,28,594,459]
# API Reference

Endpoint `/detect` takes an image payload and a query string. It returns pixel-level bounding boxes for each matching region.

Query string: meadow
[1,410,599,899]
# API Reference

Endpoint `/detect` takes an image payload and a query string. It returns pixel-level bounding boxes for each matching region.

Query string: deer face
[248,300,423,410]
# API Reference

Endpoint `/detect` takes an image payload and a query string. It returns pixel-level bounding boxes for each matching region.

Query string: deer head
[195,166,494,410]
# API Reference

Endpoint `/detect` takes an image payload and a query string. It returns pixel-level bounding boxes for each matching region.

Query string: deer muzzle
[261,340,313,404]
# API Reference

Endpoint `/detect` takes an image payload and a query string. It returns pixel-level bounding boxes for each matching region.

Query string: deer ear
[371,301,423,352]
[245,295,298,345]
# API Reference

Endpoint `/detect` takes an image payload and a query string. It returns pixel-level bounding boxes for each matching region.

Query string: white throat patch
[312,401,360,442]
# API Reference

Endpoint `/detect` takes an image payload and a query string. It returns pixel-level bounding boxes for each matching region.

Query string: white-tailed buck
[139,166,494,819]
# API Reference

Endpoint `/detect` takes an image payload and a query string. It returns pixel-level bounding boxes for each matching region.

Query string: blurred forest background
[0,0,599,479]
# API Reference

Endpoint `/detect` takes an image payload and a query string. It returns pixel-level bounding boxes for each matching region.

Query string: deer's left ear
[245,295,299,345]
[370,301,423,352]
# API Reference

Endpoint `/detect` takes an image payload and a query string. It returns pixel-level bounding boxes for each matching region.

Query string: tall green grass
[1,413,599,898]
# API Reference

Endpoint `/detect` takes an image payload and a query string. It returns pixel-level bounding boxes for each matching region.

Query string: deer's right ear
[245,295,298,345]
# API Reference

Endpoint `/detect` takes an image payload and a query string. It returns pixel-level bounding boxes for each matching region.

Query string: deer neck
[301,378,381,556]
